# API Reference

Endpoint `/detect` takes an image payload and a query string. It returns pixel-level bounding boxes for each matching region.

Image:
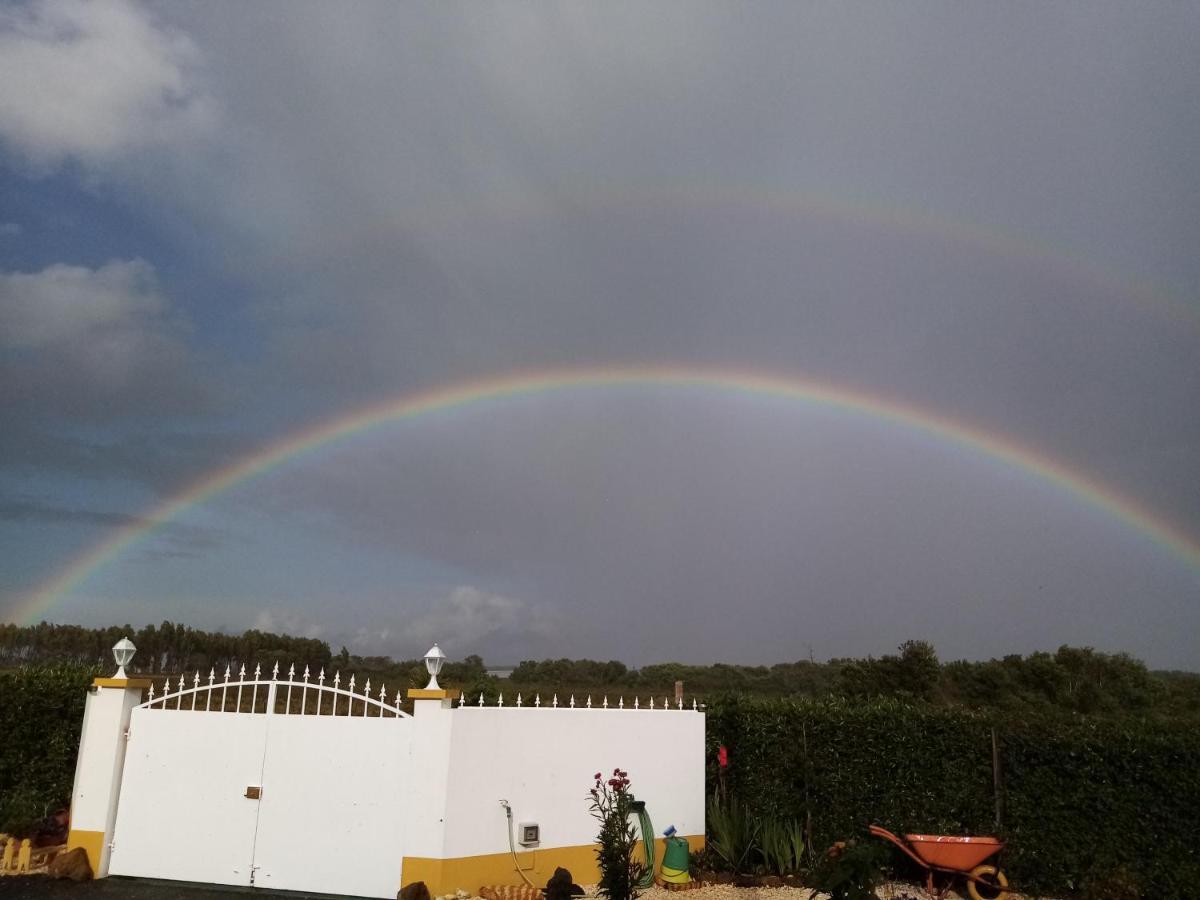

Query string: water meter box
[518,822,540,847]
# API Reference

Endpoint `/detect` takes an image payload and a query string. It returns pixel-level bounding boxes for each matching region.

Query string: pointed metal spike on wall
[478,692,485,707]
[303,664,310,683]
[193,671,200,687]
[147,682,156,702]
[618,697,624,709]
[333,671,341,688]
[272,662,279,680]
[516,693,523,707]
[634,697,640,709]
[207,668,214,686]
[602,696,609,709]
[677,697,683,710]
[534,694,542,707]
[458,691,466,707]
[692,699,697,710]
[348,674,356,693]
[288,663,295,680]
[569,694,576,708]
[317,668,325,685]
[223,665,231,681]
[239,664,246,679]
[648,697,654,709]
[586,696,592,708]
[253,663,261,680]
[497,693,504,707]
[552,694,559,708]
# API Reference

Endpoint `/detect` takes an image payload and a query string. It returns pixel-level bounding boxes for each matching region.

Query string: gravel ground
[0,875,1044,900]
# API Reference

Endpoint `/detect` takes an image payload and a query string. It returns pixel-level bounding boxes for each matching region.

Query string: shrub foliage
[706,695,1200,898]
[0,663,97,835]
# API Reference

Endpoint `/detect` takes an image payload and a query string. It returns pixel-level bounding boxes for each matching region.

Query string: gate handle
[244,785,261,799]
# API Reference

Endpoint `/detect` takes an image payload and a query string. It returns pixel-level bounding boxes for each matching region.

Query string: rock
[399,881,432,900]
[47,847,92,881]
[545,866,584,900]
[759,875,783,887]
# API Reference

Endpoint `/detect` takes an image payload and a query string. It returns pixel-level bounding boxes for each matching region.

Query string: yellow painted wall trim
[66,828,104,876]
[401,835,704,896]
[92,677,153,689]
[407,688,462,700]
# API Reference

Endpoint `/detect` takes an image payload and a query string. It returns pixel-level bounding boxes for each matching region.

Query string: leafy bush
[588,768,645,900]
[706,695,1200,898]
[0,663,97,835]
[809,840,889,900]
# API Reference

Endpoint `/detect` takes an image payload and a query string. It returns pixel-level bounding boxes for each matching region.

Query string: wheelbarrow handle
[867,824,929,870]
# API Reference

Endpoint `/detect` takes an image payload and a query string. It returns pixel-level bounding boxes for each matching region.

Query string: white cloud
[0,258,165,348]
[0,0,214,167]
[252,608,325,641]
[0,257,203,417]
[407,586,561,650]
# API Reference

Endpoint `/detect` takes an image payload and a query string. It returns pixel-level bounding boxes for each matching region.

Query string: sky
[1,1,1198,669]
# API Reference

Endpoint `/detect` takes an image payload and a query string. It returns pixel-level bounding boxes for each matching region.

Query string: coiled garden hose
[631,800,656,888]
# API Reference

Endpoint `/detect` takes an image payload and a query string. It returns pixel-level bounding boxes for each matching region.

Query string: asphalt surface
[0,877,367,900]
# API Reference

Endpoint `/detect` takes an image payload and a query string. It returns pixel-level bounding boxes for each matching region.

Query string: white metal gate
[110,665,412,898]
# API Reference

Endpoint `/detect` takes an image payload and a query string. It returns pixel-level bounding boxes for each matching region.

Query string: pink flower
[594,772,602,780]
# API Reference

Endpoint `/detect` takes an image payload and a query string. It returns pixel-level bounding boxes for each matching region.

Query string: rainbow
[11,365,1200,625]
[306,184,1198,329]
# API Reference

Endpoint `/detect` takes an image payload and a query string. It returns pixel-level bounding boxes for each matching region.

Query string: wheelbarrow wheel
[967,864,1008,900]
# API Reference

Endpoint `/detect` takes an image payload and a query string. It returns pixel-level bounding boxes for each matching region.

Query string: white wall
[441,707,705,858]
[102,695,704,897]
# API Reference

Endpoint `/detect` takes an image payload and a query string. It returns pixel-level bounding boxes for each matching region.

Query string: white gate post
[67,638,152,877]
[401,644,461,893]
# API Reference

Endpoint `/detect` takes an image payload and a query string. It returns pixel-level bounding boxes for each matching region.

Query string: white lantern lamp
[423,643,446,690]
[112,637,137,679]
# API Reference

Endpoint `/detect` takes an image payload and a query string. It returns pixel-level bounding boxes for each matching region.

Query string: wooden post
[675,680,684,703]
[991,727,1003,829]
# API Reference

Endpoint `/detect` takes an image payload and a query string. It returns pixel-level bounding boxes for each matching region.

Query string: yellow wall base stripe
[402,836,704,896]
[66,829,104,876]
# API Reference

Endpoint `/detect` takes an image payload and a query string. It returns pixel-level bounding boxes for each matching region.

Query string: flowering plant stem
[588,768,646,900]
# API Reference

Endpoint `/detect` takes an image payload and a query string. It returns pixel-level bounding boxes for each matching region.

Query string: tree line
[4,622,1198,718]
[0,621,332,676]
[509,640,1200,718]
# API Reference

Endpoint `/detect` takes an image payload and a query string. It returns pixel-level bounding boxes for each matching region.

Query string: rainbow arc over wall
[12,365,1200,624]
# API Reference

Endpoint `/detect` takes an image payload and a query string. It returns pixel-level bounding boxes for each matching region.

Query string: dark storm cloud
[0,496,221,557]
[1,2,1197,665]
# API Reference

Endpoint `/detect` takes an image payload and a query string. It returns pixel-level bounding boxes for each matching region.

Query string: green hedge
[706,695,1200,898]
[0,664,96,834]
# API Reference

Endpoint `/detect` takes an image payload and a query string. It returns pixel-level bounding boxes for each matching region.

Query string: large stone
[47,846,92,881]
[399,881,432,900]
[544,866,585,900]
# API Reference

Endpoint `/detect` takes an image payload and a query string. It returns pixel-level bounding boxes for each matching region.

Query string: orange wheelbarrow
[869,825,1011,900]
